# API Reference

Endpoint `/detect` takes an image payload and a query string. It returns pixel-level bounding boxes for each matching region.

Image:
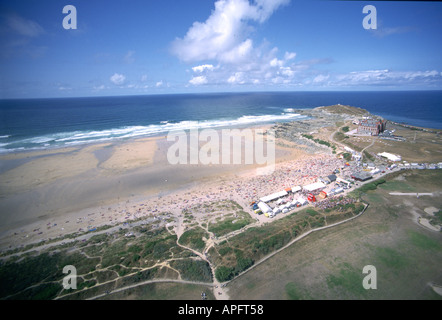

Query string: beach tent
[303,182,326,192]
[307,193,316,202]
[337,177,351,186]
[297,198,308,206]
[329,187,344,196]
[257,202,273,214]
[260,190,288,203]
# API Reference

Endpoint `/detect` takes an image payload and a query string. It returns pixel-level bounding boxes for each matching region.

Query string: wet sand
[0,125,308,250]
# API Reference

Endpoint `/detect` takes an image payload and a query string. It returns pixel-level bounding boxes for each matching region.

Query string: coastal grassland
[301,133,337,153]
[0,199,254,300]
[0,222,211,300]
[319,105,370,117]
[226,170,442,300]
[180,200,255,237]
[336,122,442,163]
[178,227,209,253]
[169,259,212,282]
[98,282,215,300]
[210,200,365,282]
[207,205,255,237]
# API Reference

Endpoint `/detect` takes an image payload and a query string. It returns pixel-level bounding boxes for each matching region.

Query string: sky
[0,0,441,98]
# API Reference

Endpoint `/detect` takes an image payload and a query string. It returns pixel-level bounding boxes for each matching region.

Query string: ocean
[0,91,441,153]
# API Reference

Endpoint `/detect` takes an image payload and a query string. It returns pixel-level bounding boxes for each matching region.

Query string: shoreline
[0,122,303,250]
[1,105,440,253]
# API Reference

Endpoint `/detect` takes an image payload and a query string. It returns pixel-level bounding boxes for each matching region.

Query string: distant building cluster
[357,118,387,136]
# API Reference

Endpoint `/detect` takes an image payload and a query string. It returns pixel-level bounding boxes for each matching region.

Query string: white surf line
[389,192,433,196]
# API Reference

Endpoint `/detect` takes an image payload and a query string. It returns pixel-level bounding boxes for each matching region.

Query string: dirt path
[222,203,370,285]
[84,279,213,300]
[167,226,230,300]
[389,192,434,196]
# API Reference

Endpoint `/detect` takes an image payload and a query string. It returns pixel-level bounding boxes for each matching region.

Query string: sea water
[0,91,441,153]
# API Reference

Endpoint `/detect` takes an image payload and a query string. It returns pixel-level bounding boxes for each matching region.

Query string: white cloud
[371,26,415,38]
[93,84,106,91]
[140,74,148,82]
[6,14,44,37]
[110,73,126,85]
[280,66,294,78]
[189,76,208,85]
[227,72,245,84]
[171,0,314,87]
[156,80,164,87]
[124,50,135,64]
[219,39,254,64]
[327,69,442,87]
[284,52,296,61]
[171,0,289,63]
[192,64,215,73]
[270,58,283,68]
[313,74,330,83]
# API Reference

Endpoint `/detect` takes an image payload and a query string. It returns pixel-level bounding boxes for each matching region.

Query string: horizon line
[2,88,442,101]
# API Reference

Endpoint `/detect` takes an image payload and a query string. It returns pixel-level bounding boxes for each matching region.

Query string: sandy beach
[0,124,319,251]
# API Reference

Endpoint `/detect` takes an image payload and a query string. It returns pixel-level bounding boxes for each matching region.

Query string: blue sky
[1,0,441,98]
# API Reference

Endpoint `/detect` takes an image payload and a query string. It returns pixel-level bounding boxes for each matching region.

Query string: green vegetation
[100,282,215,300]
[227,169,442,300]
[302,134,336,152]
[178,227,208,252]
[342,152,352,161]
[363,150,375,162]
[212,202,364,281]
[303,134,330,147]
[215,266,235,282]
[430,211,442,227]
[0,251,99,300]
[208,211,254,237]
[306,208,319,216]
[341,126,350,133]
[375,247,409,270]
[169,259,212,282]
[326,263,368,298]
[285,282,312,300]
[0,225,187,300]
[407,230,441,251]
[333,131,348,142]
[349,178,386,199]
